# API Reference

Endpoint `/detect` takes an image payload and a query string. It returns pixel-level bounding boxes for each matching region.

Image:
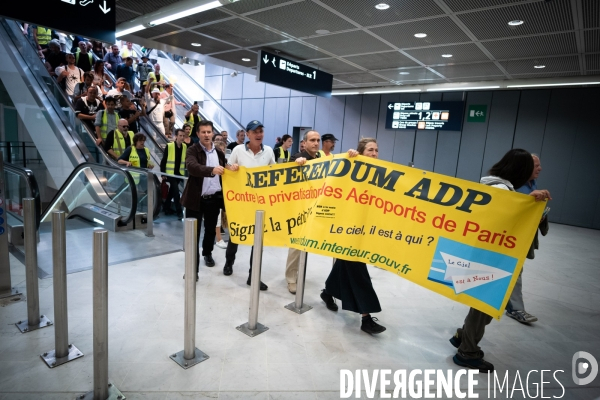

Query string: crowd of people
[24,24,553,376]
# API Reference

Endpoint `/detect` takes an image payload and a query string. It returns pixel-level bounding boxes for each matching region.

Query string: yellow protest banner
[222,154,545,319]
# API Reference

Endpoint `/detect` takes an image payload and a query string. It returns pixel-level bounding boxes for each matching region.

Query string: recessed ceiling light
[375,3,390,10]
[534,65,546,69]
[442,54,453,58]
[399,72,410,75]
[414,33,427,38]
[508,20,524,26]
[191,43,201,47]
[315,29,330,34]
[241,58,251,62]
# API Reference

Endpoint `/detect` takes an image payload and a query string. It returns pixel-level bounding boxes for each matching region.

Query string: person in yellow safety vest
[182,123,193,145]
[160,128,187,218]
[318,133,338,157]
[75,41,93,72]
[118,133,154,169]
[184,103,202,143]
[275,134,293,163]
[145,64,164,89]
[104,119,134,160]
[94,96,118,145]
[33,26,52,50]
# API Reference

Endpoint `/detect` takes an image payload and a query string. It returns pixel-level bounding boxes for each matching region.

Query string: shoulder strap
[147,101,159,115]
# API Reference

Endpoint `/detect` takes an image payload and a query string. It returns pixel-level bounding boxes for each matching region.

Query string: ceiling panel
[431,62,504,78]
[318,0,444,27]
[499,56,580,74]
[209,50,259,65]
[169,9,232,29]
[373,67,442,81]
[135,24,181,39]
[443,0,527,13]
[116,0,180,15]
[482,32,578,59]
[304,30,393,56]
[344,51,420,70]
[261,41,331,60]
[458,1,574,41]
[404,43,490,65]
[155,31,238,54]
[586,54,600,71]
[116,8,140,25]
[370,17,472,49]
[582,0,599,29]
[511,71,582,79]
[247,1,356,37]
[193,19,286,46]
[447,75,505,82]
[222,0,294,15]
[308,58,362,74]
[334,72,390,84]
[585,29,600,52]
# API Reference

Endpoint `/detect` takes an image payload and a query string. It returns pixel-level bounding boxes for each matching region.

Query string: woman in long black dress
[319,138,386,334]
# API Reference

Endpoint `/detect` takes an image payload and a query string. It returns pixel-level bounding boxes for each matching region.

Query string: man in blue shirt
[116,57,135,90]
[103,44,122,75]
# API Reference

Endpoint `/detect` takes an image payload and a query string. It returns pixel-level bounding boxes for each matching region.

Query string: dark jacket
[290,150,320,162]
[180,143,226,211]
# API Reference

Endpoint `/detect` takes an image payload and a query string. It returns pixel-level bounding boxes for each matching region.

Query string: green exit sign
[467,105,487,122]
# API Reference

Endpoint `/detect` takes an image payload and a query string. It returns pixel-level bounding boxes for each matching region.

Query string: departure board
[385,101,464,131]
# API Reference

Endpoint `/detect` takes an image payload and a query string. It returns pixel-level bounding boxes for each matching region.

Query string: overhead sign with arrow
[467,104,487,123]
[257,50,333,98]
[2,0,116,43]
[385,101,465,131]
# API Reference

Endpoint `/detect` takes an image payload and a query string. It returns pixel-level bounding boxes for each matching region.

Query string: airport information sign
[257,50,333,98]
[385,101,465,131]
[1,0,115,43]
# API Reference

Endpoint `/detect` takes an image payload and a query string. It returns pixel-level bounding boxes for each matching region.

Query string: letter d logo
[572,351,598,385]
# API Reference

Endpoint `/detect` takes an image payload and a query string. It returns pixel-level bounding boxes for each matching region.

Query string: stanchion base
[169,348,209,369]
[41,344,84,368]
[236,322,269,337]
[284,302,313,314]
[77,382,125,400]
[15,314,52,333]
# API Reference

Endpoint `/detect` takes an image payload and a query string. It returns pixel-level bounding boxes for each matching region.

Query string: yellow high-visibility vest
[165,142,186,175]
[111,130,134,158]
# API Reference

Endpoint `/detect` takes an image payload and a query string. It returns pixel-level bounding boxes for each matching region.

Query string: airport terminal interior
[1,0,600,399]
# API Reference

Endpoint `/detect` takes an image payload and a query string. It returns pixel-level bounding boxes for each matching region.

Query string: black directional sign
[1,0,115,43]
[385,101,465,131]
[257,50,333,98]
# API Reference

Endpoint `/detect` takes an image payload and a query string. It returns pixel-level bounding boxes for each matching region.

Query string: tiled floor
[0,223,599,399]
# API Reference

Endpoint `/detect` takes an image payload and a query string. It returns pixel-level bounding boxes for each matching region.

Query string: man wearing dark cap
[137,56,154,95]
[319,133,338,157]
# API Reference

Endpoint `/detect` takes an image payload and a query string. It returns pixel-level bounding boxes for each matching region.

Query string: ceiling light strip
[115,25,145,38]
[507,82,600,88]
[426,86,500,91]
[150,0,222,25]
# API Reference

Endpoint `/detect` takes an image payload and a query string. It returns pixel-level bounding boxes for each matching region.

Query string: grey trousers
[506,269,525,312]
[456,307,493,359]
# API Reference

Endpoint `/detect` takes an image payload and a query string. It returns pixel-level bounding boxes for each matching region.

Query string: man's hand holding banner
[222,154,545,319]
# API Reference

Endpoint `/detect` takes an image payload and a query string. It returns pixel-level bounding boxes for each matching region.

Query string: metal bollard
[41,211,84,368]
[285,251,312,314]
[78,229,124,400]
[236,211,269,337]
[0,152,20,300]
[15,198,51,333]
[146,171,154,237]
[170,218,209,369]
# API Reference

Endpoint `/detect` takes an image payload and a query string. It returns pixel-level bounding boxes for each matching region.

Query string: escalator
[0,18,161,225]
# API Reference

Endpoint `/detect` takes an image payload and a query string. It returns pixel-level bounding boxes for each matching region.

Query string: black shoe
[164,208,174,215]
[320,290,338,312]
[453,353,494,373]
[247,277,268,291]
[204,255,215,267]
[223,261,233,276]
[449,333,461,348]
[361,315,386,334]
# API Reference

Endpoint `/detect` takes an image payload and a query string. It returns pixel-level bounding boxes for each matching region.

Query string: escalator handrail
[1,18,94,165]
[153,48,244,131]
[3,162,42,230]
[41,162,138,227]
